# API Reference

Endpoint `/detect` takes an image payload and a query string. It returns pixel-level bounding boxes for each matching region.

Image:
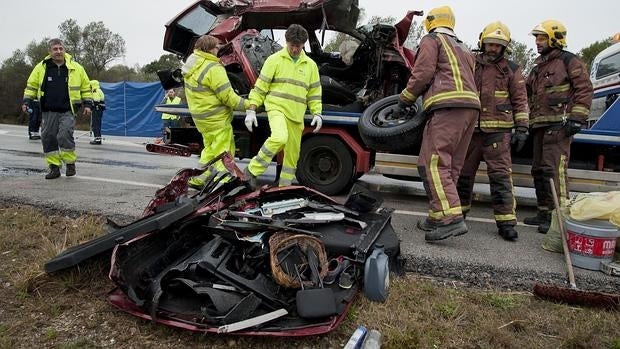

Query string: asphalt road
[1,123,618,293]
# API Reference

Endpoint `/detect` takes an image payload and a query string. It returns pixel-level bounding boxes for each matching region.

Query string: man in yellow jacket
[89,80,106,145]
[244,24,323,189]
[161,89,181,131]
[22,38,93,179]
[182,35,249,189]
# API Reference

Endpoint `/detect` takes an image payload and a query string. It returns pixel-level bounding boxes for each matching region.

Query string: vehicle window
[177,6,217,35]
[596,52,620,79]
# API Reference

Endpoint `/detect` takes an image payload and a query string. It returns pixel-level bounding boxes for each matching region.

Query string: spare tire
[358,95,426,152]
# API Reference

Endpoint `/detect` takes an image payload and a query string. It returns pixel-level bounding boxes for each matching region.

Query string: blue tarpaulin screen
[100,81,164,137]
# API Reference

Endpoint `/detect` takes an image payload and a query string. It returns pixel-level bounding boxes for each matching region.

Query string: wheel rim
[372,104,418,128]
[305,147,341,184]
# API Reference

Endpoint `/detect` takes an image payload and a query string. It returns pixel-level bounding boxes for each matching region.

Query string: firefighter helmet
[423,6,455,32]
[478,21,511,49]
[531,20,567,49]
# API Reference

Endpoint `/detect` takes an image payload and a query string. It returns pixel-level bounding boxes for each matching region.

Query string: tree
[25,39,50,66]
[506,40,536,75]
[578,38,613,71]
[82,21,126,78]
[58,19,84,62]
[142,54,182,75]
[58,19,126,78]
[0,50,31,116]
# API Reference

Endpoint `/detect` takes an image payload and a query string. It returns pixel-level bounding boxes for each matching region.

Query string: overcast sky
[2,0,618,67]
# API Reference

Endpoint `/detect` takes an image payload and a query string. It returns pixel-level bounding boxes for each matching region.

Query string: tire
[358,95,426,152]
[297,136,355,195]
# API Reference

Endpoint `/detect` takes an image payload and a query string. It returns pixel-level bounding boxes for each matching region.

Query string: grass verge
[0,204,619,349]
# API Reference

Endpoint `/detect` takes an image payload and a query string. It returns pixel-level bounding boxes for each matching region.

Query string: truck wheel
[297,136,354,195]
[358,95,426,152]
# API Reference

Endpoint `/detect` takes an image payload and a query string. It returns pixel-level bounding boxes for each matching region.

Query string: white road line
[394,209,529,227]
[76,175,162,188]
[0,130,9,135]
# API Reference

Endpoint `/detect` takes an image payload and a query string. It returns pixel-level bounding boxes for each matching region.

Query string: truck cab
[589,40,620,126]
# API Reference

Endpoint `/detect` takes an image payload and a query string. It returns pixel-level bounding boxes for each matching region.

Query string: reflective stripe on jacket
[23,53,92,114]
[475,55,529,132]
[248,48,322,123]
[400,31,480,112]
[161,96,181,120]
[526,49,593,128]
[182,50,248,126]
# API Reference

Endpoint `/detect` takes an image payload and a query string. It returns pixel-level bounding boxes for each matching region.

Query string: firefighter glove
[311,114,323,133]
[393,98,410,116]
[510,128,528,152]
[245,109,257,132]
[563,119,582,137]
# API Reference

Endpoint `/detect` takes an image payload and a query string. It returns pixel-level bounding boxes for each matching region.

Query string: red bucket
[565,218,620,270]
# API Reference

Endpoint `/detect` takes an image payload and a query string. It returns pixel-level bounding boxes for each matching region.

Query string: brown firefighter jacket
[400,31,481,112]
[526,49,593,128]
[475,54,529,132]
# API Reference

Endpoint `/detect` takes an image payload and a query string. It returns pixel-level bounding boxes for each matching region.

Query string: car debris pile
[46,154,403,336]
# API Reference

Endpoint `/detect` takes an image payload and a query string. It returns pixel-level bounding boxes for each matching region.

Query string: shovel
[533,178,620,310]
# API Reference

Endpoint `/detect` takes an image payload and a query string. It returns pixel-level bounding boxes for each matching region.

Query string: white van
[589,40,620,125]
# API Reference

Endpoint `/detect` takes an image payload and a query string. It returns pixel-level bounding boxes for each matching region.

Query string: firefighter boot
[498,224,518,241]
[538,221,550,234]
[244,167,258,190]
[425,219,468,242]
[523,210,551,226]
[45,165,61,179]
[66,163,76,177]
[416,218,438,232]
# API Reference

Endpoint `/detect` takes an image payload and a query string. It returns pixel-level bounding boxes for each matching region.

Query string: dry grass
[0,204,619,349]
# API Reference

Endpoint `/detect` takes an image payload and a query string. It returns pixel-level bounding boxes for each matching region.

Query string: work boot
[425,219,468,242]
[498,224,518,241]
[66,163,76,177]
[90,138,102,145]
[538,221,550,234]
[523,210,551,226]
[243,167,258,190]
[416,218,438,232]
[45,165,61,179]
[29,132,41,140]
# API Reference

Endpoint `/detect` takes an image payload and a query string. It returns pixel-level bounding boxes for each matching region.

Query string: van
[589,40,620,125]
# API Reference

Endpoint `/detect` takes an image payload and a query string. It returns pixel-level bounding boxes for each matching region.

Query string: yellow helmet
[423,6,455,32]
[531,20,567,49]
[478,21,511,49]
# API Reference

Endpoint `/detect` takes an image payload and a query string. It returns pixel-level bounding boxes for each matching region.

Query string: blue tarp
[100,81,164,137]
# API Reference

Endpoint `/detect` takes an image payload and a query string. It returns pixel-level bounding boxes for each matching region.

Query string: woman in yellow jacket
[182,35,249,189]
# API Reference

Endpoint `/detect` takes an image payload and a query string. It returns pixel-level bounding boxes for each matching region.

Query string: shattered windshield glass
[177,6,217,35]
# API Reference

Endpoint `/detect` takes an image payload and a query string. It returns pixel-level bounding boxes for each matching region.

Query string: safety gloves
[510,127,528,152]
[393,98,410,116]
[311,114,323,133]
[563,119,582,137]
[245,109,258,132]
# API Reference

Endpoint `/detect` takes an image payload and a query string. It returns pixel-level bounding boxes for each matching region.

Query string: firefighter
[89,80,106,145]
[397,6,480,241]
[243,24,322,189]
[182,35,249,190]
[524,20,593,233]
[455,22,529,241]
[22,38,93,179]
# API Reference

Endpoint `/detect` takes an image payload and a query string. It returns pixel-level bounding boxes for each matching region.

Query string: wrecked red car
[152,0,424,195]
[45,154,402,336]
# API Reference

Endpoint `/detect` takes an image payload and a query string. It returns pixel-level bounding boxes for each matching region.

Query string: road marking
[394,209,529,227]
[0,130,9,135]
[76,175,162,188]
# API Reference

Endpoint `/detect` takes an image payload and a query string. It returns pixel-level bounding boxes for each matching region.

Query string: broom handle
[549,178,577,289]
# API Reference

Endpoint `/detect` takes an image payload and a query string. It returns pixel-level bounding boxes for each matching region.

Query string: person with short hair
[161,89,181,132]
[182,34,249,189]
[22,38,93,179]
[243,24,323,189]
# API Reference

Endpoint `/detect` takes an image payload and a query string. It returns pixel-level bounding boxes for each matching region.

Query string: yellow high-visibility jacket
[161,96,181,120]
[90,80,105,103]
[23,53,93,114]
[182,50,248,127]
[249,48,322,122]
